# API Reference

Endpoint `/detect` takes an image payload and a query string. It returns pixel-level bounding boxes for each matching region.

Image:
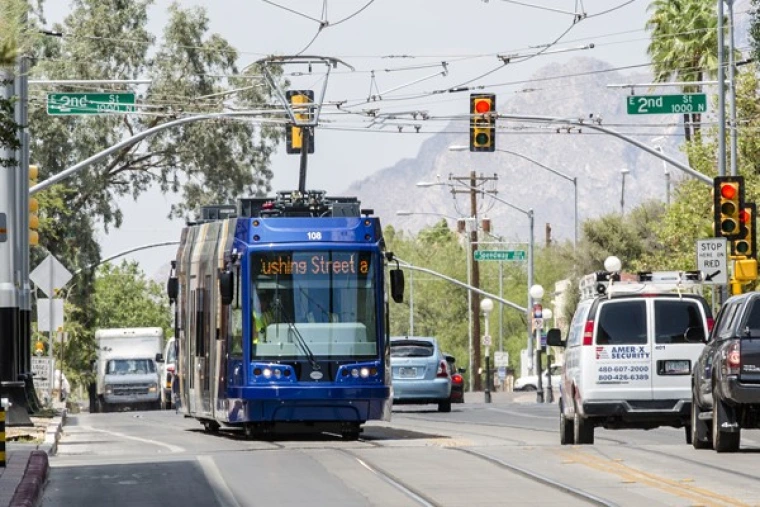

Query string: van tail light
[706,317,715,333]
[726,341,741,375]
[582,320,595,346]
[437,360,449,378]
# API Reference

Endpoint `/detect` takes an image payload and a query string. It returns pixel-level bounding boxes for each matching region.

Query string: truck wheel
[573,401,594,445]
[559,401,574,445]
[712,389,740,453]
[691,395,712,449]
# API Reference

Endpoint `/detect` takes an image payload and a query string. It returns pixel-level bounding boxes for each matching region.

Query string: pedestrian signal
[34,341,44,356]
[285,90,315,155]
[469,93,496,152]
[713,176,744,240]
[732,202,757,258]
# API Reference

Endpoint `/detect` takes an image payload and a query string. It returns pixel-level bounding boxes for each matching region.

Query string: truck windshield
[106,359,156,375]
[249,250,378,360]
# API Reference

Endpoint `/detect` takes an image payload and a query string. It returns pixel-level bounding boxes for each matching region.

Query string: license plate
[662,360,690,375]
[399,367,417,378]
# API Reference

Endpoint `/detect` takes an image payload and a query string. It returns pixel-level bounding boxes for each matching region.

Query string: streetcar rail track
[337,448,442,507]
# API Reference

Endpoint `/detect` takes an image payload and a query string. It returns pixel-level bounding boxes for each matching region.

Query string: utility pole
[449,171,497,392]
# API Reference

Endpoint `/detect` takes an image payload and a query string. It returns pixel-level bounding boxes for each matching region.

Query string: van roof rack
[580,270,703,300]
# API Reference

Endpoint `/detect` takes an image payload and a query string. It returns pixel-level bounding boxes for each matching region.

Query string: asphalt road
[41,398,760,507]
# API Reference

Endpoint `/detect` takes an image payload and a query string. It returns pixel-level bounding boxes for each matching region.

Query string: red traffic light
[721,183,737,200]
[474,99,491,114]
[740,209,750,223]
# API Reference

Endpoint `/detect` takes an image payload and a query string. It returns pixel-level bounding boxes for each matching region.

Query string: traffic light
[285,90,314,154]
[469,93,496,152]
[713,176,744,240]
[732,202,756,258]
[29,164,39,246]
[34,340,44,356]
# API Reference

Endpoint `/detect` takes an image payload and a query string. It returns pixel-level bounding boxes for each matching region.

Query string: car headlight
[148,383,157,393]
[105,385,113,394]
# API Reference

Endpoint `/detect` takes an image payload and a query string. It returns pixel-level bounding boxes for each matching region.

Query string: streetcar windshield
[250,250,378,359]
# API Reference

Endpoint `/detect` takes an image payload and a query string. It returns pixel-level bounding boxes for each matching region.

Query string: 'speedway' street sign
[47,92,136,115]
[474,250,526,261]
[696,238,728,285]
[627,94,707,115]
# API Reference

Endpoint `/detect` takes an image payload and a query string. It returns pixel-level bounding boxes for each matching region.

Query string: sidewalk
[0,404,66,507]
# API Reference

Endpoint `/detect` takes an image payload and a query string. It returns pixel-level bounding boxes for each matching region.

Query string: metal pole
[48,260,54,404]
[573,177,579,248]
[727,0,738,177]
[16,53,31,377]
[498,262,503,353]
[466,231,473,392]
[535,327,544,403]
[484,312,491,404]
[527,210,534,375]
[409,269,414,336]
[665,171,671,206]
[0,69,18,384]
[469,172,482,392]
[717,0,726,177]
[621,172,626,216]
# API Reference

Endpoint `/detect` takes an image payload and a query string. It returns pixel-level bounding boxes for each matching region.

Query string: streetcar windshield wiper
[273,297,320,371]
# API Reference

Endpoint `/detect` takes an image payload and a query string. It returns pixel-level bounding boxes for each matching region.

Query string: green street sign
[474,250,526,261]
[47,92,136,115]
[627,94,706,115]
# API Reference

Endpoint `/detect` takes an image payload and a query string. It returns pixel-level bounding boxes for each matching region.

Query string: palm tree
[646,0,722,143]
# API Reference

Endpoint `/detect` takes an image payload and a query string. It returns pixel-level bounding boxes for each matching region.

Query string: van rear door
[651,298,708,400]
[589,298,652,401]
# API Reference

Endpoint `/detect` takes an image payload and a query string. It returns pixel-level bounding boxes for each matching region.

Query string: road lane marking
[487,407,554,419]
[197,455,242,507]
[558,448,751,507]
[80,426,185,453]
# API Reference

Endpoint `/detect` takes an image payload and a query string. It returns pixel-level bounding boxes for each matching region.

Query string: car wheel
[573,400,594,445]
[438,400,452,413]
[712,388,740,453]
[691,394,712,450]
[559,401,574,445]
[523,385,537,392]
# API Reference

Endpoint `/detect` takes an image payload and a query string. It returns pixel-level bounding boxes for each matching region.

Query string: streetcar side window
[230,306,243,356]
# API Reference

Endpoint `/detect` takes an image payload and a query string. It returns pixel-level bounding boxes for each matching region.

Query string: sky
[40,0,664,278]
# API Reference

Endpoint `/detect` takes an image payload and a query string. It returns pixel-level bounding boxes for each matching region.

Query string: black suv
[691,291,760,452]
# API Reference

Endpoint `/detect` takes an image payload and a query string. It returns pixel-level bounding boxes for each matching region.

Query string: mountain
[346,56,692,244]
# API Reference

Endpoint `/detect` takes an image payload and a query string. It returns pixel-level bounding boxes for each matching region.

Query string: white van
[159,337,176,409]
[548,265,713,445]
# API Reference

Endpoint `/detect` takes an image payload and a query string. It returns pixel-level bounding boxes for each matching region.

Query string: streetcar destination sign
[47,92,136,115]
[474,250,526,261]
[627,94,707,115]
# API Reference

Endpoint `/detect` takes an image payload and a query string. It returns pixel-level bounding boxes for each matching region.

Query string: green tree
[646,0,721,144]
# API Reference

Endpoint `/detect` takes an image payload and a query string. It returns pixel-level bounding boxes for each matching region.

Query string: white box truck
[94,327,164,412]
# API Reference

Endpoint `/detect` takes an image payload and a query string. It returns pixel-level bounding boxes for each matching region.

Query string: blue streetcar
[166,190,404,439]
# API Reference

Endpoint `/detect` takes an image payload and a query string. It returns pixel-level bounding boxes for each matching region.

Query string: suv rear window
[655,300,705,344]
[596,300,647,345]
[391,341,434,357]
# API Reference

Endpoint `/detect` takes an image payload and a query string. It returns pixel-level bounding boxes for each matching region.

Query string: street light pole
[620,168,630,216]
[530,284,545,403]
[481,298,494,404]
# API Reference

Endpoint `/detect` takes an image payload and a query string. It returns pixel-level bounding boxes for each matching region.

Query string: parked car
[548,265,712,445]
[691,291,760,452]
[445,354,465,403]
[390,337,452,412]
[514,365,562,392]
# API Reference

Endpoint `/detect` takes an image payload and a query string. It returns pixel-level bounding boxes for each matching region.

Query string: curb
[8,408,66,507]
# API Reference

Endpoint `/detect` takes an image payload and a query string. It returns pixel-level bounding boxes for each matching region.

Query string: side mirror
[546,328,565,347]
[458,367,466,374]
[219,270,234,306]
[155,353,164,363]
[390,269,404,303]
[684,326,706,343]
[167,276,178,303]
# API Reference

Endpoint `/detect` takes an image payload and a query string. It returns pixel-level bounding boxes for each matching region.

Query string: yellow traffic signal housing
[469,93,496,152]
[29,164,39,246]
[34,340,44,356]
[713,175,744,240]
[734,258,758,283]
[285,90,315,155]
[732,202,756,258]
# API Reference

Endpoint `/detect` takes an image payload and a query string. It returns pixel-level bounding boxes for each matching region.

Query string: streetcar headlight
[351,368,360,378]
[263,368,272,378]
[274,369,282,379]
[360,367,370,378]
